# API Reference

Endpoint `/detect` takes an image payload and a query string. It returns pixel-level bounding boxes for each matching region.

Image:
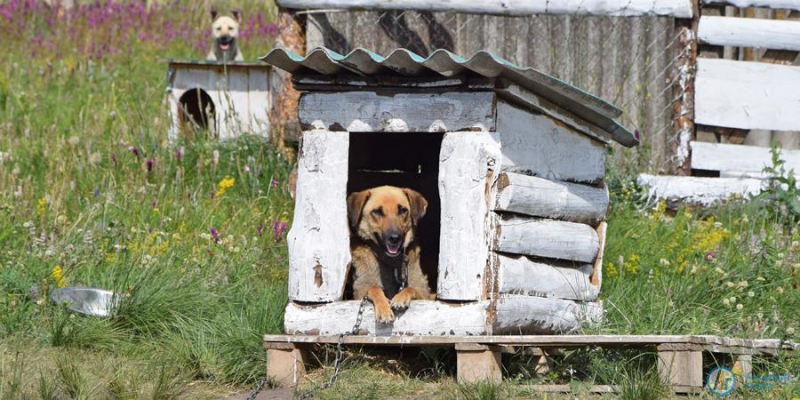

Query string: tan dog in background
[347,186,432,323]
[206,7,244,61]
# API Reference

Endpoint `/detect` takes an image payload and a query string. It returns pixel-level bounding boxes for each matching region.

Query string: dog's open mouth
[219,43,230,50]
[385,244,401,257]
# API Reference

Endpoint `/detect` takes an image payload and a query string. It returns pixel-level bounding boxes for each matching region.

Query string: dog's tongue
[220,43,230,50]
[387,244,401,255]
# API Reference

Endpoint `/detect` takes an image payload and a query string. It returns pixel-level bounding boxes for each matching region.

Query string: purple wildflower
[271,178,279,187]
[129,146,140,159]
[152,199,158,209]
[705,251,716,260]
[146,157,155,172]
[94,186,99,198]
[634,129,641,140]
[210,226,220,243]
[257,224,264,235]
[266,23,279,37]
[273,219,288,242]
[176,146,184,161]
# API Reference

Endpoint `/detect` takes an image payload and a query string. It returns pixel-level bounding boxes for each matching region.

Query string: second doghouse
[264,47,639,336]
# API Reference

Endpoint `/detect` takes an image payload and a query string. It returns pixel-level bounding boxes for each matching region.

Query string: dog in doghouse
[347,186,433,323]
[206,7,244,62]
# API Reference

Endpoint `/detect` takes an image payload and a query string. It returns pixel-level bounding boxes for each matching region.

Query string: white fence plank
[704,0,800,12]
[638,174,764,206]
[698,16,800,52]
[691,141,800,175]
[277,0,694,17]
[695,59,800,132]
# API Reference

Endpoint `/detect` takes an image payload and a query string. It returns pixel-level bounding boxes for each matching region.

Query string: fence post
[672,0,699,175]
[271,8,306,150]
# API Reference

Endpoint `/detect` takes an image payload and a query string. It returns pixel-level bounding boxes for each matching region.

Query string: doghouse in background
[165,60,271,141]
[264,47,638,338]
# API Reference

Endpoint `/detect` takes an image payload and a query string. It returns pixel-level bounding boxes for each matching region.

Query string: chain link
[243,377,267,400]
[294,296,370,400]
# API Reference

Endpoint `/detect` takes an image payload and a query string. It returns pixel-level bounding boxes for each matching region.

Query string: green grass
[1,1,799,399]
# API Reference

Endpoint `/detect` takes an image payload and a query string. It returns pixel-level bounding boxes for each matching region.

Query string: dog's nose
[387,233,402,245]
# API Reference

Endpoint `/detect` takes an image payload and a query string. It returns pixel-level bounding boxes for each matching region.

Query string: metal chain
[244,377,267,400]
[294,296,370,400]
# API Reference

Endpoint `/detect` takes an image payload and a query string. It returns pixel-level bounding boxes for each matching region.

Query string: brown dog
[206,7,244,61]
[347,186,432,323]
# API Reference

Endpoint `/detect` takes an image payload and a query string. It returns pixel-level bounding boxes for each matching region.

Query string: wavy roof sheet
[262,47,637,147]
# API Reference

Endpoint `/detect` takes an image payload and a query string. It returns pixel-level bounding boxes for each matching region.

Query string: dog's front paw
[390,289,413,310]
[374,302,395,323]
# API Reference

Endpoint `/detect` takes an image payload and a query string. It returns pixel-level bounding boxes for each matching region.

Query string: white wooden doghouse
[264,47,638,338]
[166,59,271,141]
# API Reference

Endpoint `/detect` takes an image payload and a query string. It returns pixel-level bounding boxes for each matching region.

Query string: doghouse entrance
[178,88,215,138]
[348,132,443,293]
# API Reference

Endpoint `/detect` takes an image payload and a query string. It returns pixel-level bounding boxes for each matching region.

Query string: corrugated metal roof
[262,47,637,147]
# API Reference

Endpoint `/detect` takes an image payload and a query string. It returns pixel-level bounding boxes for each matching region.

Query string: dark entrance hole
[178,88,215,137]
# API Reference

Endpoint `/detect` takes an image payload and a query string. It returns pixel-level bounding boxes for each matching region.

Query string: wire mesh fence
[303,10,688,173]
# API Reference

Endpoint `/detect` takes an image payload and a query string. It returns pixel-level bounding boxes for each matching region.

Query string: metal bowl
[50,287,119,317]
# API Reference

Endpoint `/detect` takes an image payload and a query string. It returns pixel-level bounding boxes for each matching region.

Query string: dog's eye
[398,206,408,216]
[371,208,384,217]
[216,27,222,31]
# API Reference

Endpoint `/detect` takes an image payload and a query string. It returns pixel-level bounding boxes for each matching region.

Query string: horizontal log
[276,0,694,17]
[298,91,496,133]
[495,172,608,224]
[284,300,488,335]
[695,59,800,132]
[496,254,599,301]
[493,295,603,334]
[704,0,800,12]
[496,101,606,184]
[691,141,800,176]
[494,217,600,263]
[637,174,764,207]
[698,16,800,52]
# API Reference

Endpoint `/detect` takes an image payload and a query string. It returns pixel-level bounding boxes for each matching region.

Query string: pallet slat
[695,59,800,132]
[698,16,800,52]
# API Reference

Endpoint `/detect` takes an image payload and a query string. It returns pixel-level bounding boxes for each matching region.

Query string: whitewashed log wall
[306,11,677,169]
[167,63,270,142]
[698,16,800,51]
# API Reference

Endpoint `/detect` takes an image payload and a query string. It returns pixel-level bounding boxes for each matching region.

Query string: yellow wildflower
[37,197,47,214]
[51,265,66,288]
[606,262,618,278]
[624,254,640,275]
[216,176,236,197]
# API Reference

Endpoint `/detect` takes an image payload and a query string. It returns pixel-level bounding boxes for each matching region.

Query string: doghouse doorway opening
[347,132,443,294]
[178,88,215,138]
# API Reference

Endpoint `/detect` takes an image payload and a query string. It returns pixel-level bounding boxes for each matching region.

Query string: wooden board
[493,295,603,334]
[698,16,800,52]
[437,132,501,301]
[283,300,489,336]
[495,172,608,224]
[298,91,496,133]
[495,217,600,263]
[286,130,351,302]
[276,0,694,17]
[695,59,800,132]
[495,101,606,184]
[691,141,800,175]
[265,333,800,350]
[496,254,599,301]
[704,0,800,12]
[638,174,764,206]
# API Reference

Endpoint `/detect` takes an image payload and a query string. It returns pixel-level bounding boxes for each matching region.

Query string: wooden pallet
[263,334,797,393]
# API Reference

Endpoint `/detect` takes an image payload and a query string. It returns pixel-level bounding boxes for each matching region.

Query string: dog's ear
[347,190,370,229]
[210,6,218,21]
[231,8,243,22]
[403,188,428,226]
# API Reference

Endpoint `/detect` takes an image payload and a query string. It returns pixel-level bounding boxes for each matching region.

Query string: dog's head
[347,186,427,258]
[210,7,241,51]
